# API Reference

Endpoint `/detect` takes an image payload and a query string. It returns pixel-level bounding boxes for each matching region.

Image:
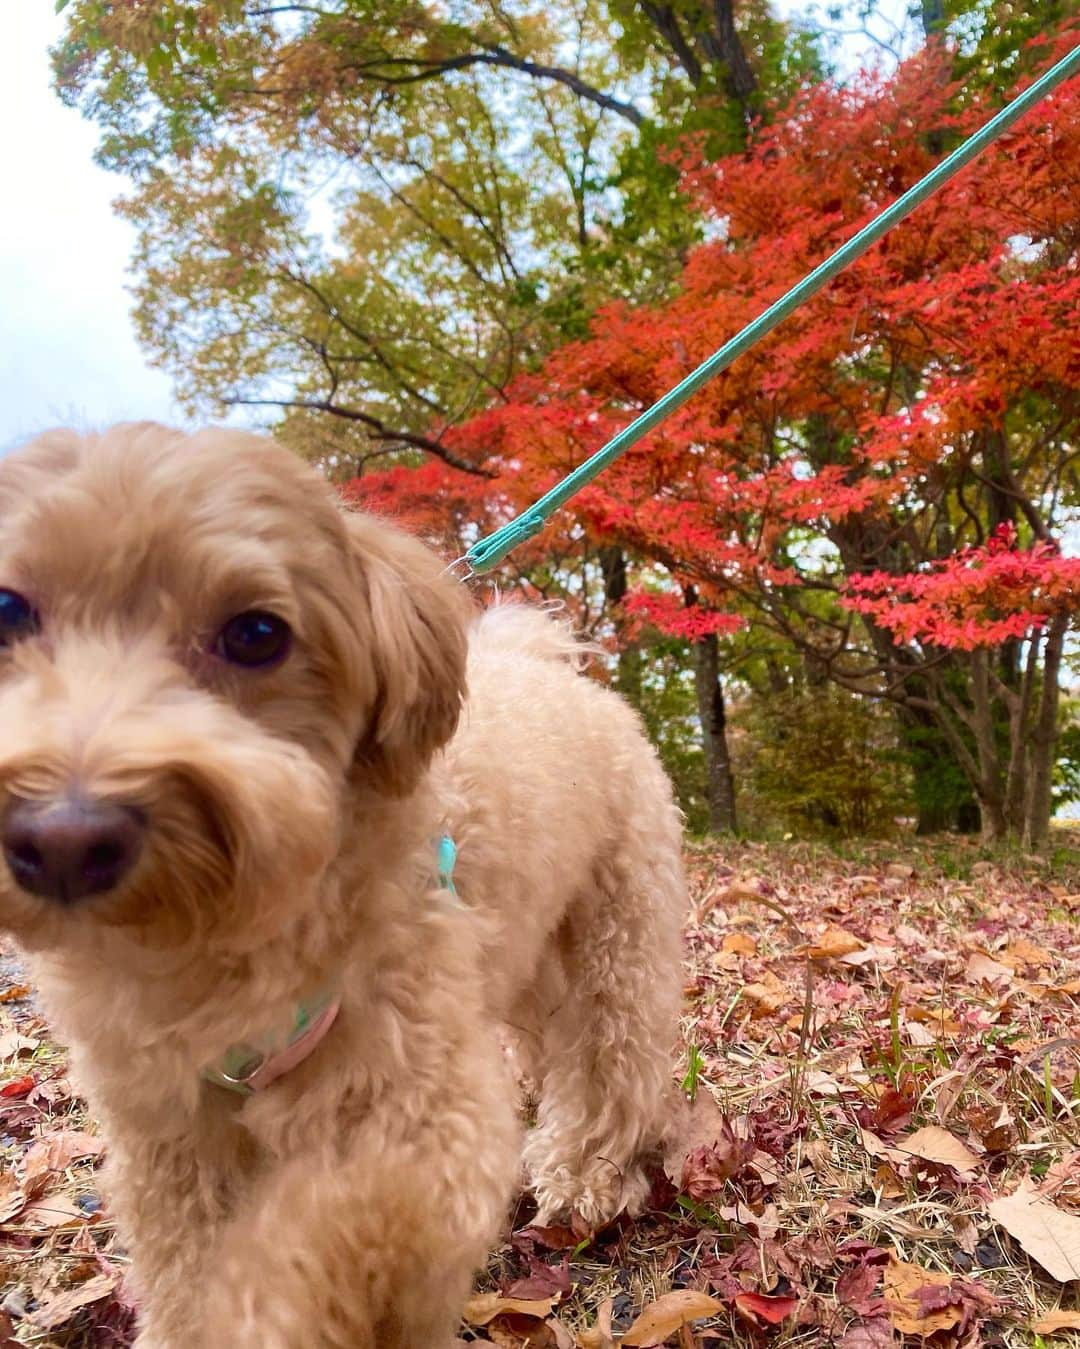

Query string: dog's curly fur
[0,424,686,1349]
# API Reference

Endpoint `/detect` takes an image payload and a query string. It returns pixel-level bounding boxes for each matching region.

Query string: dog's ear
[343,512,470,796]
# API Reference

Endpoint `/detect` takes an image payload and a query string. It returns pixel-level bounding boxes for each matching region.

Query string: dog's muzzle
[2,795,145,904]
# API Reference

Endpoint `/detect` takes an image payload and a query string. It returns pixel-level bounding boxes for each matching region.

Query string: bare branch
[221,397,496,477]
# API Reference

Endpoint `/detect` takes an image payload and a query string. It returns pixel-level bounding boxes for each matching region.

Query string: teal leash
[459,42,1080,577]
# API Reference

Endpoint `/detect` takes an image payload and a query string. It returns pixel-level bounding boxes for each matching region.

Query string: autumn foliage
[353,26,1080,841]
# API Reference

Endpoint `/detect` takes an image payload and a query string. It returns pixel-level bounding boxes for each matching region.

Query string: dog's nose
[2,797,145,903]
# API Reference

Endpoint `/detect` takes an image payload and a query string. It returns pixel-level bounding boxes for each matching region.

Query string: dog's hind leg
[523,832,685,1228]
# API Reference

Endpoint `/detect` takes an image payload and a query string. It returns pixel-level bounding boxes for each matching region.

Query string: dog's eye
[215,611,291,669]
[0,590,39,646]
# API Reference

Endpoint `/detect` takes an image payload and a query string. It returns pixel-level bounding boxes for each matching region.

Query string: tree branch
[339,48,645,126]
[220,397,496,477]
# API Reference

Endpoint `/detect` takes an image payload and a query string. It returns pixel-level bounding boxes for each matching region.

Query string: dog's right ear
[342,512,471,797]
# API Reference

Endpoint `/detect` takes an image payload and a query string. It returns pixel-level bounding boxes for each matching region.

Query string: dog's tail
[471,599,596,669]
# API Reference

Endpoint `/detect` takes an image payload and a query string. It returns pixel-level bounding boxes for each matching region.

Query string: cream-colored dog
[0,424,685,1348]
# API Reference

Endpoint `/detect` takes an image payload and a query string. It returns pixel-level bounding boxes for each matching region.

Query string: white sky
[0,3,181,454]
[0,1,911,457]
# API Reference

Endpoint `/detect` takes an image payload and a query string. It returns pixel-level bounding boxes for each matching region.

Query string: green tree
[54,0,815,467]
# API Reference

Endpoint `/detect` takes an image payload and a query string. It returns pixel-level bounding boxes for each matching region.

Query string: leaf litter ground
[0,836,1078,1347]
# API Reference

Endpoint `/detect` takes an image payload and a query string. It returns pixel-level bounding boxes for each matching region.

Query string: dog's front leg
[192,1108,519,1349]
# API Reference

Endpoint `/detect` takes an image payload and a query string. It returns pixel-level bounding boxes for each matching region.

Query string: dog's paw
[531,1156,650,1229]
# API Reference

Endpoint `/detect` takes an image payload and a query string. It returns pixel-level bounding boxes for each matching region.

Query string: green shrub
[735,686,913,838]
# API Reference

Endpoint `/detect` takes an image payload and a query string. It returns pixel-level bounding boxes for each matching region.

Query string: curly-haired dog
[0,423,686,1348]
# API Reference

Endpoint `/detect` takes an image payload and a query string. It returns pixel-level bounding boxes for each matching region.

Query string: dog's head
[0,424,468,956]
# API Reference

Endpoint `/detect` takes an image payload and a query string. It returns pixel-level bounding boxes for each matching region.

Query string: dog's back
[437,601,686,1224]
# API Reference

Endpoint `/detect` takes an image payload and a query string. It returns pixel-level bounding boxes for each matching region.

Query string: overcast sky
[0,4,180,454]
[0,1,911,458]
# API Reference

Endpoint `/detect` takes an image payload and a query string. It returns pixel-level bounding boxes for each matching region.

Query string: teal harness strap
[437,833,458,896]
[463,42,1080,576]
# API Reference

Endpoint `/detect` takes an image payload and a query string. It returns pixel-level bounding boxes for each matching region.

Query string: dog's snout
[2,797,145,904]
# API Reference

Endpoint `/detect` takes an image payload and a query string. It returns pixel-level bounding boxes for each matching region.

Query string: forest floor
[0,834,1078,1348]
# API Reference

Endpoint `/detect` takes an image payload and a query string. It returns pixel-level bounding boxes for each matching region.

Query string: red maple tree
[351,26,1080,842]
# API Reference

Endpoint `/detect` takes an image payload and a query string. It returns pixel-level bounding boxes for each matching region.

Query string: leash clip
[442,555,475,583]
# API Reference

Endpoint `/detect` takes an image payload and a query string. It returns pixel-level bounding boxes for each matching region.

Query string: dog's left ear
[343,512,471,796]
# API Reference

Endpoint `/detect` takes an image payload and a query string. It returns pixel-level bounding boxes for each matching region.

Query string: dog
[0,423,686,1348]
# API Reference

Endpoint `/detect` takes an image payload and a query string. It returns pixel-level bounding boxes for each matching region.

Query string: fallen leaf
[0,1075,36,1098]
[0,1173,25,1224]
[896,1126,980,1175]
[516,1225,580,1251]
[17,1194,86,1229]
[805,926,865,959]
[22,1130,104,1191]
[487,1314,559,1348]
[741,971,789,1016]
[548,1317,576,1349]
[0,1030,39,1059]
[463,1294,558,1326]
[576,1297,615,1349]
[681,1117,756,1199]
[505,1256,572,1301]
[988,1185,1080,1282]
[732,1291,798,1325]
[883,1257,961,1335]
[29,1274,118,1330]
[867,1082,916,1132]
[1032,1311,1080,1333]
[1000,938,1053,971]
[965,952,1012,983]
[621,1291,724,1346]
[721,932,757,956]
[663,1090,726,1185]
[839,1316,894,1348]
[836,1259,883,1314]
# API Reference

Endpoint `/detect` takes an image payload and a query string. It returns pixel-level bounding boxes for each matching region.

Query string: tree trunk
[970,649,1008,842]
[692,632,737,833]
[921,0,946,36]
[599,546,645,700]
[1025,613,1067,847]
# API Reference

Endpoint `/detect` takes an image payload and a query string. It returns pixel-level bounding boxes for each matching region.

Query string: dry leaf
[965,952,1012,983]
[988,1186,1080,1282]
[621,1291,724,1346]
[0,1173,25,1225]
[576,1297,615,1349]
[1000,939,1053,971]
[896,1126,981,1175]
[487,1316,558,1349]
[548,1318,576,1349]
[0,1030,39,1060]
[29,1274,118,1330]
[663,1090,726,1185]
[18,1194,86,1230]
[1032,1311,1080,1334]
[22,1131,104,1189]
[721,933,757,957]
[732,1291,798,1325]
[741,971,789,1016]
[804,926,864,959]
[463,1294,558,1326]
[883,1256,961,1335]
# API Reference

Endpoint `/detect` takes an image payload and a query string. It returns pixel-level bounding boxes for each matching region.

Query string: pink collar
[202,992,341,1094]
